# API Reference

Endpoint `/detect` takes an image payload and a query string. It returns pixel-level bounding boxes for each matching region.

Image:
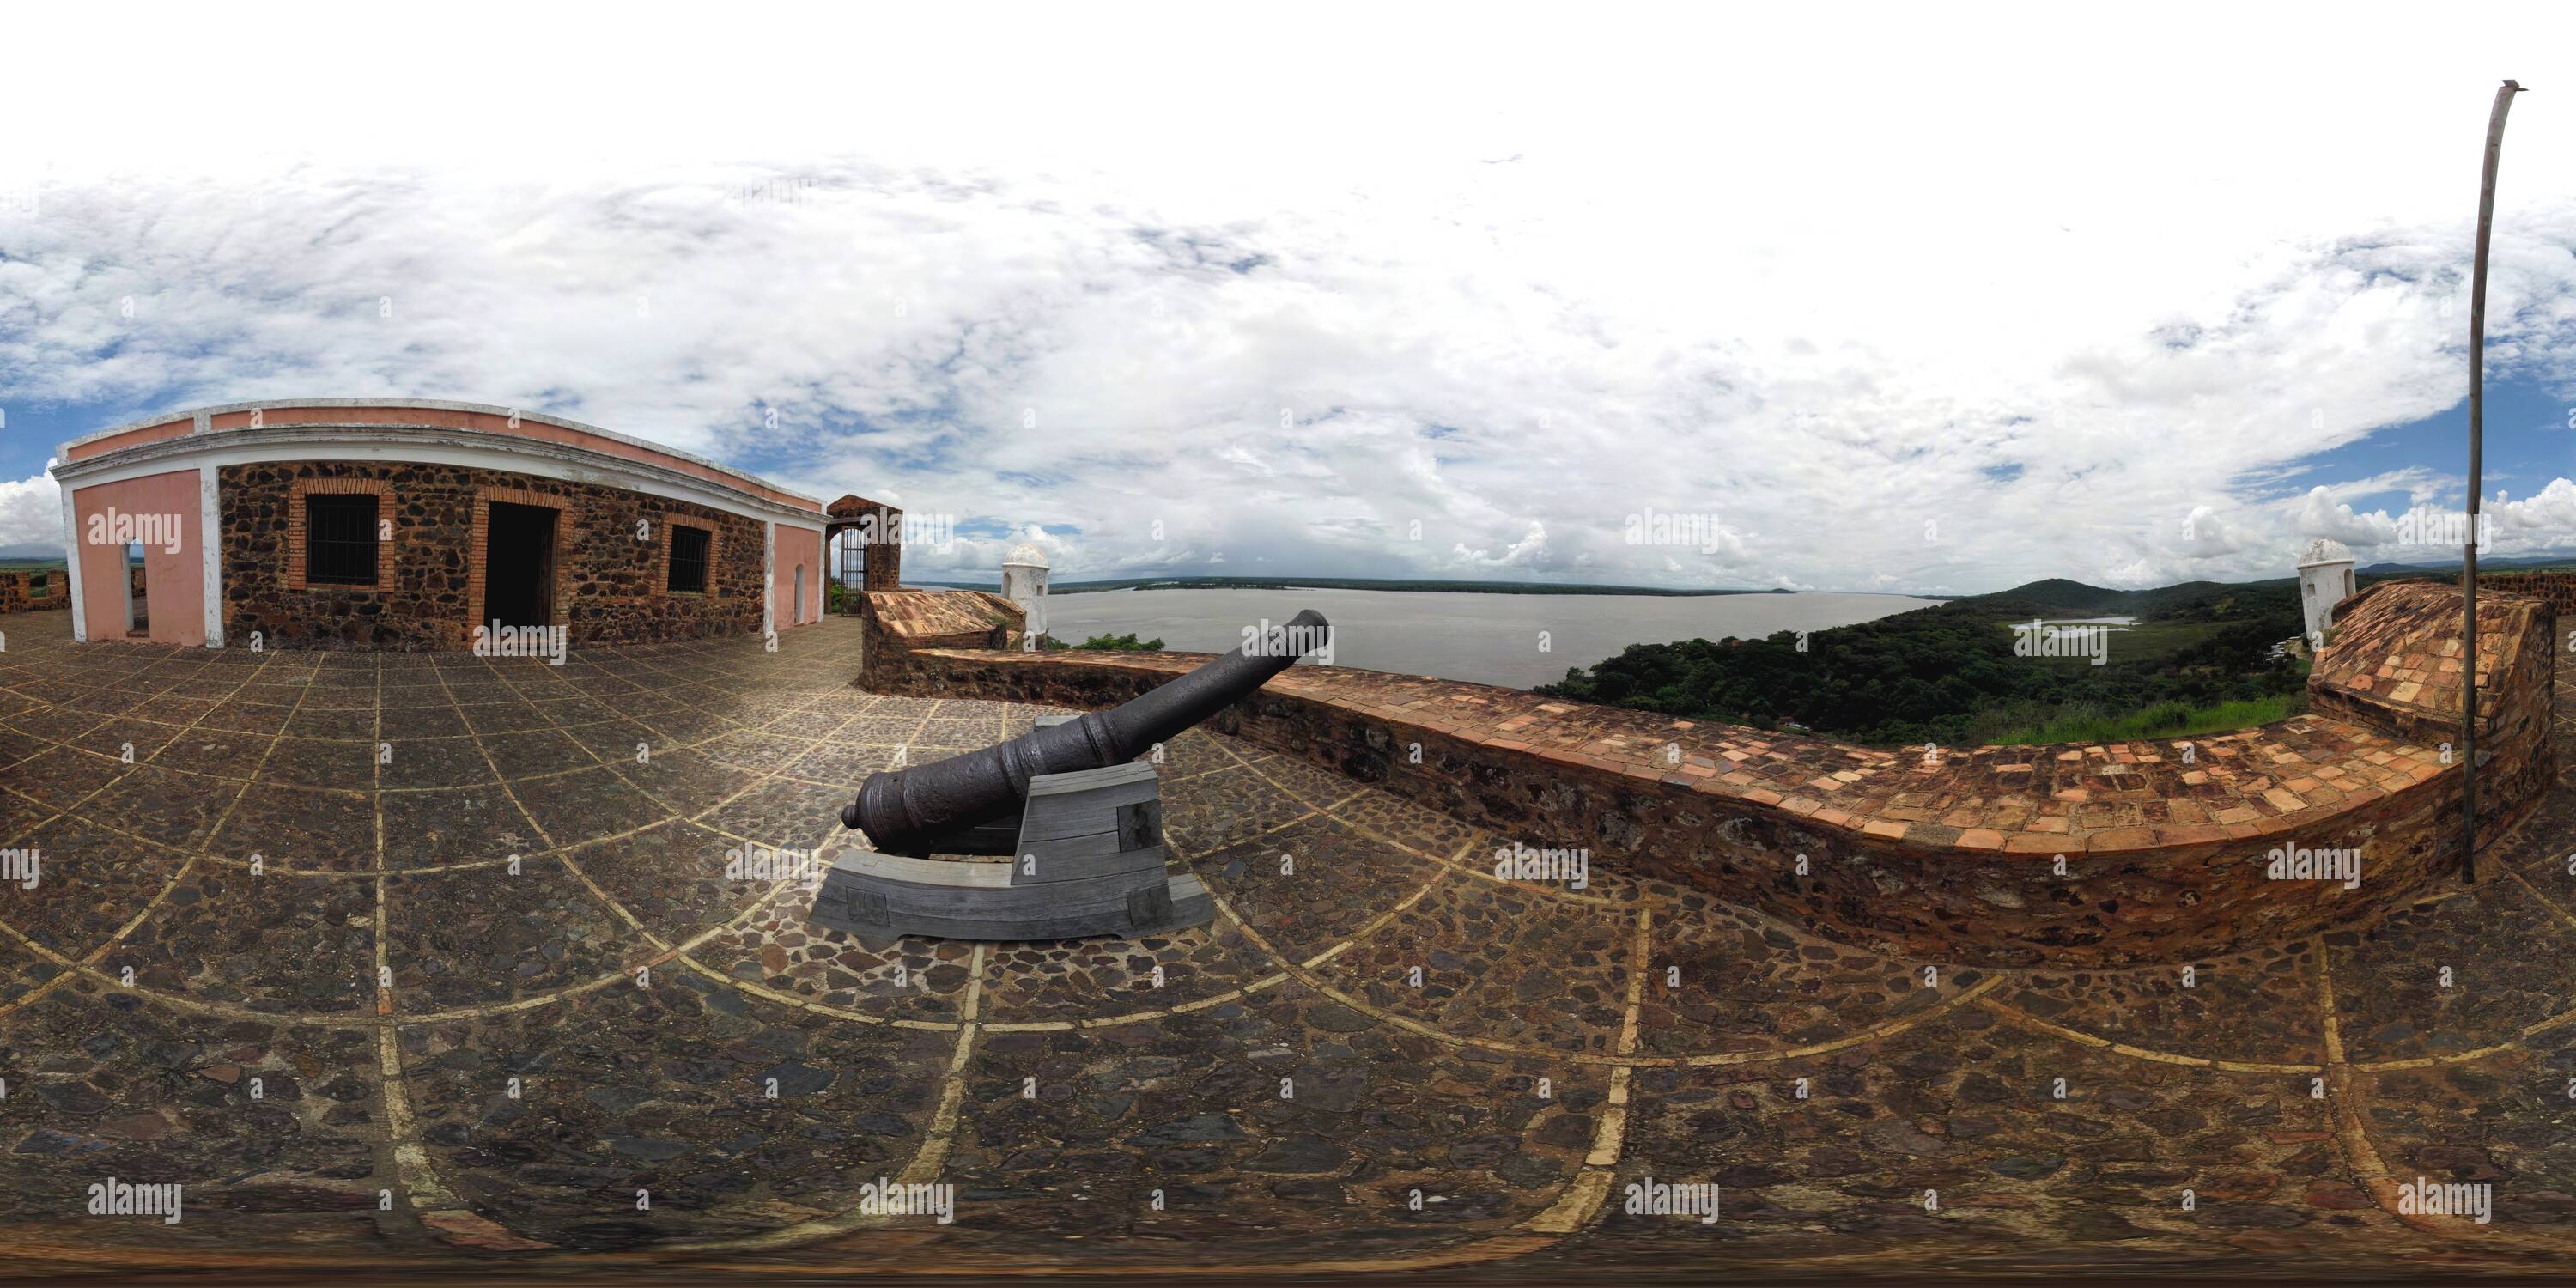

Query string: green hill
[1538,574,2314,747]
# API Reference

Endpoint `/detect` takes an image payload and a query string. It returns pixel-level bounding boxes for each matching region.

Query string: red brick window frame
[464,485,573,645]
[285,478,396,592]
[656,517,720,597]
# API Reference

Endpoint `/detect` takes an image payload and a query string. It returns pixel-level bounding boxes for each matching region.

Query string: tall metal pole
[2462,78,2525,884]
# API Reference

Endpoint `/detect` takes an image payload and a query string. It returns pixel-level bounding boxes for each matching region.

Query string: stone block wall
[0,571,69,613]
[221,461,765,648]
[852,585,2557,967]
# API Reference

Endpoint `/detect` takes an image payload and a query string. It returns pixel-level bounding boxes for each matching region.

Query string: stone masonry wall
[854,586,2556,967]
[826,495,907,592]
[221,461,765,649]
[0,572,69,614]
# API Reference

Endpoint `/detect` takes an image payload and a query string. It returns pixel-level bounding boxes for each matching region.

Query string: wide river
[1039,587,1938,689]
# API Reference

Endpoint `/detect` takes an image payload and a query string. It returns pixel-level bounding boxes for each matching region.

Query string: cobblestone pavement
[2,611,2574,1281]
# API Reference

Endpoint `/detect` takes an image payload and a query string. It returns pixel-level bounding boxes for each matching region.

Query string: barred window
[667,525,711,593]
[28,573,46,591]
[307,494,379,586]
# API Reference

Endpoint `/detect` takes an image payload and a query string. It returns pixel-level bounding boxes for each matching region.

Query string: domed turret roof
[2296,538,2355,569]
[1004,543,1050,568]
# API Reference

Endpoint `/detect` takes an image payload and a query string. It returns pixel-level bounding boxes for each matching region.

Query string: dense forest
[1535,575,2334,747]
[1039,631,1166,652]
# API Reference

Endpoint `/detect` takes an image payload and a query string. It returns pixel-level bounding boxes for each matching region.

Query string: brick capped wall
[2312,580,2555,802]
[221,461,765,648]
[854,586,2556,967]
[2480,570,2576,645]
[857,588,1022,676]
[2311,580,2557,869]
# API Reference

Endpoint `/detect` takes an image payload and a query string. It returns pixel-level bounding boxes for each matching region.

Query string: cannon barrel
[844,608,1330,853]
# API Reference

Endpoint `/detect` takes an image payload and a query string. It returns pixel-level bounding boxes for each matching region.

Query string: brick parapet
[856,588,1022,679]
[854,585,2555,966]
[2479,570,2576,639]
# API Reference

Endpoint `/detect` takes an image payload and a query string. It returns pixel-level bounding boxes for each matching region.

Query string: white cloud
[2493,478,2576,545]
[0,471,62,556]
[3,6,2575,591]
[2177,505,2243,558]
[1449,522,1556,571]
[2295,487,2404,549]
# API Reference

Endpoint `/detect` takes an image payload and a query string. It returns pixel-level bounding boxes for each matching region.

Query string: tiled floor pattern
[1,612,2573,1279]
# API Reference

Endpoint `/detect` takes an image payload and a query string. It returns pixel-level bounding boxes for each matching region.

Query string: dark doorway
[125,542,149,637]
[483,502,558,630]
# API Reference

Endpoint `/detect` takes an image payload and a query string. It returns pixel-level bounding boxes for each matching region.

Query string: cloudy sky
[3,4,2573,594]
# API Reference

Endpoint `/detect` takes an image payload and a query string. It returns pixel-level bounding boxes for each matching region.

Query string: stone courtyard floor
[1,611,2574,1282]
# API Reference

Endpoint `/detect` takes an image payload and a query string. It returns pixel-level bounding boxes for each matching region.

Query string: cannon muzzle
[845,608,1330,853]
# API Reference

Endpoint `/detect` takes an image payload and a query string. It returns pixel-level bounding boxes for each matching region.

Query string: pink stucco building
[46,399,885,650]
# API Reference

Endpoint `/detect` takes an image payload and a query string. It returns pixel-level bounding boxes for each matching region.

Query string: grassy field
[1985,693,2308,746]
[1996,618,2240,668]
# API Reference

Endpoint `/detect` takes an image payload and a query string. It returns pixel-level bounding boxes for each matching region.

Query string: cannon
[843,607,1331,854]
[811,608,1331,941]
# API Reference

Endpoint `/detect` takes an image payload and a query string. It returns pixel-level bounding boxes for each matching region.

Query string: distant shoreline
[908,574,1948,598]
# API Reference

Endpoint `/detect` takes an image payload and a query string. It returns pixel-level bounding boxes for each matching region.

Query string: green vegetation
[1537,575,2319,747]
[2009,617,2228,667]
[2360,554,2576,574]
[1984,693,2307,746]
[1039,631,1165,652]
